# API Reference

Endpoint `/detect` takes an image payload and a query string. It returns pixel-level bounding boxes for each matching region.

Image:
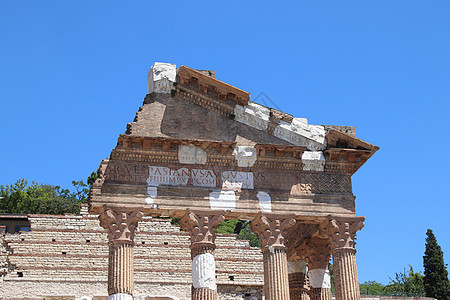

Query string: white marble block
[308,269,331,289]
[234,102,270,131]
[178,145,207,165]
[302,151,326,172]
[192,253,216,290]
[233,146,257,167]
[147,62,177,93]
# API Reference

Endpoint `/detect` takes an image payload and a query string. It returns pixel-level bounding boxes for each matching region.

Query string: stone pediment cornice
[177,65,250,107]
[325,148,375,174]
[114,135,307,169]
[113,135,375,174]
[323,129,379,174]
[325,129,379,152]
[117,135,236,155]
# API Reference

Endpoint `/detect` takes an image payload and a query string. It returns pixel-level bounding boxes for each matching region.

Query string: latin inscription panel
[104,162,352,194]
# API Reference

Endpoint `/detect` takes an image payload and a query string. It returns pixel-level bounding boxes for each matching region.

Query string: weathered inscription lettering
[147,166,189,186]
[221,171,254,190]
[191,169,217,187]
[147,166,216,188]
[107,164,149,182]
[110,164,261,190]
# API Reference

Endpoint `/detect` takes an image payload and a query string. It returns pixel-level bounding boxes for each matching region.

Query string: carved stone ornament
[250,212,296,250]
[328,217,365,250]
[297,237,331,270]
[180,209,225,247]
[99,208,143,244]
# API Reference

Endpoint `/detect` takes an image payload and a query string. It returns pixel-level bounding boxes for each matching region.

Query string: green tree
[0,172,97,215]
[87,171,98,186]
[236,225,261,248]
[385,265,425,297]
[360,281,389,296]
[217,218,238,234]
[423,229,450,300]
[217,219,261,248]
[0,179,81,215]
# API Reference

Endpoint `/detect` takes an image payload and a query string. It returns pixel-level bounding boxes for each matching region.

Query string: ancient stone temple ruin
[88,62,379,300]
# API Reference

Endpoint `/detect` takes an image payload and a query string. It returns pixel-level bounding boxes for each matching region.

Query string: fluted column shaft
[327,217,365,300]
[192,287,217,300]
[99,208,143,300]
[289,272,310,300]
[251,212,296,300]
[263,247,290,300]
[109,242,134,296]
[333,248,360,300]
[288,260,309,300]
[180,209,225,300]
[309,287,332,300]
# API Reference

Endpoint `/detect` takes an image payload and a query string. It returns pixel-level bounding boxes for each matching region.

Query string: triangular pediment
[128,64,340,152]
[89,62,379,218]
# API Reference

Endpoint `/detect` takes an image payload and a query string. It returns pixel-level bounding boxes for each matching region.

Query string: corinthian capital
[180,209,225,247]
[251,212,296,250]
[99,207,143,244]
[297,237,331,270]
[328,216,365,250]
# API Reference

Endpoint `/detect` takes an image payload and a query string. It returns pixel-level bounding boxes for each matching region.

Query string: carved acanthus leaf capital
[250,212,296,250]
[180,209,225,248]
[297,237,331,270]
[327,216,364,250]
[99,208,143,244]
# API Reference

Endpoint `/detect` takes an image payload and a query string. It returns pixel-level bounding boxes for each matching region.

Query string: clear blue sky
[1,1,449,284]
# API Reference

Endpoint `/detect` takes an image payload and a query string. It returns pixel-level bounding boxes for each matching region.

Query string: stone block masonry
[0,205,263,299]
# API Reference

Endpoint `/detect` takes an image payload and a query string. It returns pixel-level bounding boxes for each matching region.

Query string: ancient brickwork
[0,206,263,299]
[128,93,291,146]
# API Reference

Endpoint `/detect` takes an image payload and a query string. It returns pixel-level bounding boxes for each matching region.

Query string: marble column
[288,259,310,300]
[180,209,225,300]
[300,237,332,300]
[251,212,296,300]
[328,217,364,300]
[99,208,143,300]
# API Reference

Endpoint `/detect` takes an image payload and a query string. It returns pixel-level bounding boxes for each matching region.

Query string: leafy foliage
[217,219,261,248]
[423,229,450,300]
[0,173,97,215]
[360,281,389,296]
[385,265,425,297]
[358,267,426,297]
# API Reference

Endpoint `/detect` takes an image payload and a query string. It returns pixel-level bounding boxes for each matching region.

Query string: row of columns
[98,207,364,300]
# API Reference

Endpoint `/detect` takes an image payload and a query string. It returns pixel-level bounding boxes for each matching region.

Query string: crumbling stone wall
[0,205,263,299]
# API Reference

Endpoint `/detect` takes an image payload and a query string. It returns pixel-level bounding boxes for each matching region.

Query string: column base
[108,293,133,300]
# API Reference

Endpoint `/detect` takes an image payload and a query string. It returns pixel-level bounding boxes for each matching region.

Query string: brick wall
[0,205,263,299]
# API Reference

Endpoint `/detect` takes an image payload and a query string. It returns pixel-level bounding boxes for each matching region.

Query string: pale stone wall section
[0,206,264,299]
